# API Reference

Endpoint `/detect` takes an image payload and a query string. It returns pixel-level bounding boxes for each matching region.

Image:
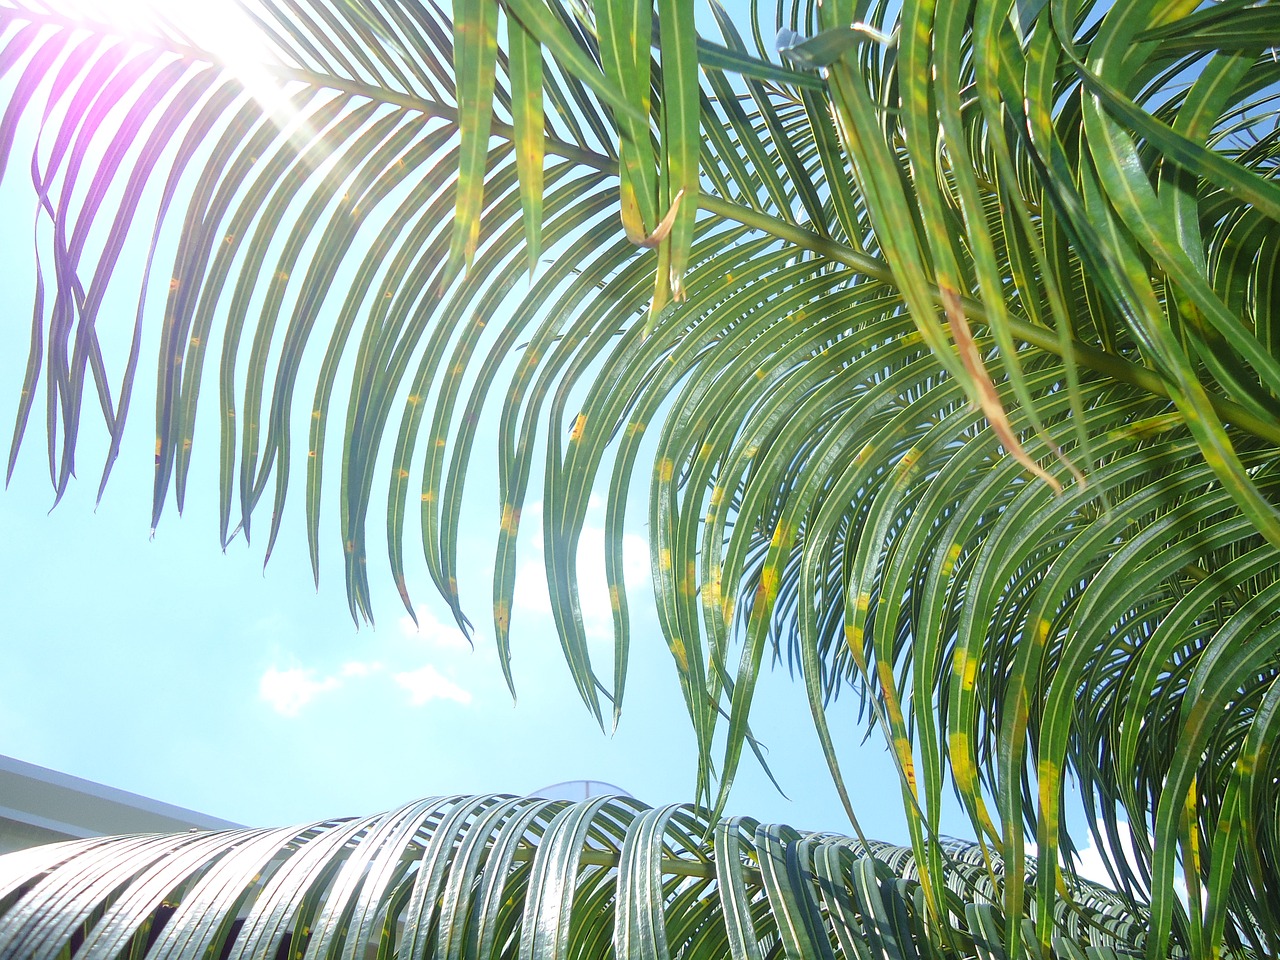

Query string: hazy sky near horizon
[0,0,1054,868]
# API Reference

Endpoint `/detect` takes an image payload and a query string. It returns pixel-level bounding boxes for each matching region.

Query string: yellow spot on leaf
[1038,760,1060,811]
[761,567,778,601]
[570,413,586,442]
[500,503,520,534]
[942,542,962,577]
[670,638,689,672]
[950,735,973,784]
[680,561,697,597]
[895,738,918,794]
[845,622,863,648]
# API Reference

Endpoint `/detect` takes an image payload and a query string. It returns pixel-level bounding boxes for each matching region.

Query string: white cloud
[1070,828,1133,887]
[260,655,472,715]
[621,533,650,587]
[513,558,554,616]
[394,665,472,706]
[258,666,340,717]
[1039,820,1189,906]
[397,605,472,650]
[511,520,651,640]
[578,528,649,629]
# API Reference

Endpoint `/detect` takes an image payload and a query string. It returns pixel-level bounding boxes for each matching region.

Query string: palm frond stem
[698,192,1280,448]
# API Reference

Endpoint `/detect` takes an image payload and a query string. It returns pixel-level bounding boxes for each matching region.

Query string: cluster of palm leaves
[0,795,1152,960]
[1,0,1277,956]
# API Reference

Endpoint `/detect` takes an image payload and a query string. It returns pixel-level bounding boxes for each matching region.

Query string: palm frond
[0,794,1155,960]
[2,0,1279,957]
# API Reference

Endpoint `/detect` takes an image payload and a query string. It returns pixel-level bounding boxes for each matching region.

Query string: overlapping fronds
[0,793,1155,959]
[3,0,1279,957]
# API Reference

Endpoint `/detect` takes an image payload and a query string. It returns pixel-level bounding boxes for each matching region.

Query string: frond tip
[0,793,1152,960]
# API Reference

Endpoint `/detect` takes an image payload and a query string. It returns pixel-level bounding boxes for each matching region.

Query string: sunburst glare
[64,0,300,134]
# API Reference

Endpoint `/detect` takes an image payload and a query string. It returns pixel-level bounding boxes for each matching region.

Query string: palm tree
[0,0,1277,956]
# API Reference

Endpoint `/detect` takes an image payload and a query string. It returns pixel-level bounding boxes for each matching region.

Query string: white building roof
[0,754,240,854]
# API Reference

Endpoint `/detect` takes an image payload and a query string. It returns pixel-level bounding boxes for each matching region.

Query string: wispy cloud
[393,665,472,706]
[397,605,472,650]
[258,666,340,717]
[260,642,471,715]
[1071,826,1137,887]
[511,500,650,639]
[1030,820,1188,905]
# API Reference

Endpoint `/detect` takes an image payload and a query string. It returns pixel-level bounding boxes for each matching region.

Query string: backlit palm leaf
[2,0,1278,957]
[0,794,1153,959]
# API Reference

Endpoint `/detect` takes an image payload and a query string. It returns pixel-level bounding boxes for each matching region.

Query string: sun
[64,0,297,131]
[162,3,289,113]
[55,1,231,43]
[59,1,275,79]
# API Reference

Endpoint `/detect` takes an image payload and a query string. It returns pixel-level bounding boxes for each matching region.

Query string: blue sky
[0,0,971,847]
[0,385,918,835]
